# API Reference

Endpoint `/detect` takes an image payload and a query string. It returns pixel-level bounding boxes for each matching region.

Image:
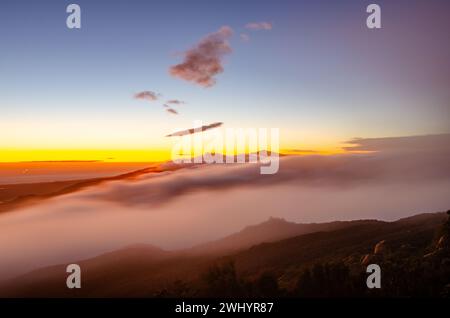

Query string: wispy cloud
[245,22,272,31]
[169,26,233,87]
[133,91,186,116]
[343,134,450,153]
[166,99,186,105]
[282,149,320,154]
[166,122,223,137]
[240,33,250,42]
[166,108,179,115]
[134,91,160,102]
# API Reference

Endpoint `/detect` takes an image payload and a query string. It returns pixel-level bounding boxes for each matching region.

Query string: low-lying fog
[1,134,449,281]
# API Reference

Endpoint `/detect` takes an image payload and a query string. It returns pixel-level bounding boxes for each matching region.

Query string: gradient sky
[1,0,449,161]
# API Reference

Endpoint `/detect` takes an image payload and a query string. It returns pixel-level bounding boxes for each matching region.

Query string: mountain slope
[0,212,447,297]
[232,212,447,275]
[188,217,383,255]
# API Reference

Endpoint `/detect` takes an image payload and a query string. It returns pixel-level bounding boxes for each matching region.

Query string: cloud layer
[169,26,233,87]
[1,134,449,280]
[76,134,450,208]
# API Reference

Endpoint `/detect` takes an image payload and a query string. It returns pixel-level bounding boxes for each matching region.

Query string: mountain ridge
[0,211,448,297]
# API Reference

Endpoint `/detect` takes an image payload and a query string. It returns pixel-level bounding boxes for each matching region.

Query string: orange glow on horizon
[0,146,354,163]
[0,149,171,163]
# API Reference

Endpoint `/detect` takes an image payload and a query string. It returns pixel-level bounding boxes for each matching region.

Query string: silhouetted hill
[0,244,212,297]
[189,217,383,255]
[0,211,448,297]
[230,212,447,278]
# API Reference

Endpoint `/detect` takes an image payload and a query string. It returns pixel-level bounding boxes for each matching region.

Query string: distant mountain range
[0,211,448,297]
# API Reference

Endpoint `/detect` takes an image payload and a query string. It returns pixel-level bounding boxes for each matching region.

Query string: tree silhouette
[255,271,280,297]
[202,261,244,297]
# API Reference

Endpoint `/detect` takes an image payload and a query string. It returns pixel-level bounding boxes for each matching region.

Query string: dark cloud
[245,22,272,30]
[166,122,223,137]
[169,26,233,87]
[134,91,160,102]
[166,108,178,115]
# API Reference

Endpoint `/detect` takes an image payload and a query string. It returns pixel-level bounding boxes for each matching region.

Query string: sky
[1,0,449,162]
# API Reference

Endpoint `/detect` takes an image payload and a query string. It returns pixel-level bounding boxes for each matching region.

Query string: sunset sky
[1,0,449,162]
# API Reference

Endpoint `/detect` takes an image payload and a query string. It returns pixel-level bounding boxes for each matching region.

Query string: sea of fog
[1,134,450,281]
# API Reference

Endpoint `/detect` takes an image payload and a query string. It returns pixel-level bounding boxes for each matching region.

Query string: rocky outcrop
[361,240,388,265]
